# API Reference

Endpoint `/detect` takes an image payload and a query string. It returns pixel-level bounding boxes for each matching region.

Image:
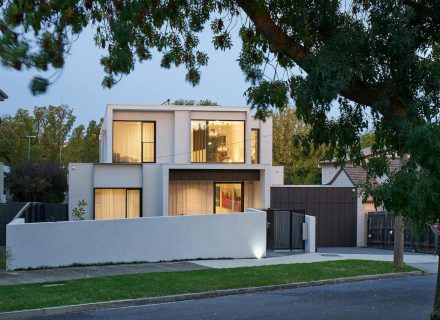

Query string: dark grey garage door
[270,187,357,247]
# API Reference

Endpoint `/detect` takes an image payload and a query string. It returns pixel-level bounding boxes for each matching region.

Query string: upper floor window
[191,120,244,163]
[113,121,155,163]
[251,129,259,164]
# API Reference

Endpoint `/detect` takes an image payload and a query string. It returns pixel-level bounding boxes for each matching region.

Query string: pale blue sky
[1,27,248,125]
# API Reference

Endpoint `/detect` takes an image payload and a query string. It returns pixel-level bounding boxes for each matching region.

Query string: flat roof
[106,104,250,113]
[0,89,8,101]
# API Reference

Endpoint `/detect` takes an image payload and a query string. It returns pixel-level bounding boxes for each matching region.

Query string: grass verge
[0,259,415,313]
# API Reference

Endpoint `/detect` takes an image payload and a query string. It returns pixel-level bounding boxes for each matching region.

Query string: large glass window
[95,188,141,220]
[251,129,259,164]
[214,183,243,213]
[142,122,155,162]
[113,121,155,163]
[191,120,244,163]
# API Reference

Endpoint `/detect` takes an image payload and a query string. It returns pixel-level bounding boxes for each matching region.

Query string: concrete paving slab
[0,261,208,286]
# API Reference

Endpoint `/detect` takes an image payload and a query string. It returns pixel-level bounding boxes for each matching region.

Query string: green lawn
[0,260,415,313]
[0,247,5,270]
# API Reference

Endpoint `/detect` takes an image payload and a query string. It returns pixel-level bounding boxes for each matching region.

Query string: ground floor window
[94,188,141,220]
[214,182,243,214]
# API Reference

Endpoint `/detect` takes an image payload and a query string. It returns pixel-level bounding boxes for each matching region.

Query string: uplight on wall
[253,247,264,259]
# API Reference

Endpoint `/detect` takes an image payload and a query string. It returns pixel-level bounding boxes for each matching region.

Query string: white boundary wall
[304,215,316,253]
[6,210,266,270]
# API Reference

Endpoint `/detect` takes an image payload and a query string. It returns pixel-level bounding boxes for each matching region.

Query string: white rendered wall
[320,164,341,184]
[142,165,163,217]
[94,164,142,188]
[174,111,191,164]
[259,117,273,165]
[68,163,93,220]
[328,170,353,187]
[6,211,267,270]
[304,215,316,253]
[271,166,284,185]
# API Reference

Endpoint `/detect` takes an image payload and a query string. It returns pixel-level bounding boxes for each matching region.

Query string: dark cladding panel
[270,186,357,247]
[169,169,260,181]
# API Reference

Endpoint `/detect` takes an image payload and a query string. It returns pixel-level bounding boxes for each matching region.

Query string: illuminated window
[142,122,155,163]
[214,183,243,213]
[94,188,141,220]
[251,129,259,164]
[191,120,245,163]
[113,121,155,163]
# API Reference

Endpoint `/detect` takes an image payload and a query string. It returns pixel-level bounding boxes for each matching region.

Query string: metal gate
[266,209,305,250]
[367,211,435,253]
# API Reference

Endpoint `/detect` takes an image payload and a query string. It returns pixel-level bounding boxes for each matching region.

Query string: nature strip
[0,271,424,320]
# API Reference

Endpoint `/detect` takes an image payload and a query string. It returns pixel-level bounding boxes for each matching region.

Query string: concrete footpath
[0,247,436,286]
[191,247,438,274]
[0,261,207,286]
[193,248,438,274]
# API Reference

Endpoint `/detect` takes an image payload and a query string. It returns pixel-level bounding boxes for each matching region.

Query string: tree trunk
[393,215,404,268]
[393,153,409,268]
[430,255,440,320]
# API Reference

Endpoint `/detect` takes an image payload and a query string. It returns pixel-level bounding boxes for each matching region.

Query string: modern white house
[68,104,284,220]
[6,104,319,270]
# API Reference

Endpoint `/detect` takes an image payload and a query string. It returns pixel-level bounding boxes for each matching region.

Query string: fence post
[289,210,293,252]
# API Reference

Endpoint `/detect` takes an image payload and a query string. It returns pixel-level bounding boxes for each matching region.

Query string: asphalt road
[27,276,435,320]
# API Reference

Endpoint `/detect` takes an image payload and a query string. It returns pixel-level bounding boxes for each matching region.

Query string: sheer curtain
[142,122,155,162]
[95,189,126,220]
[127,189,141,218]
[113,121,142,163]
[95,189,141,220]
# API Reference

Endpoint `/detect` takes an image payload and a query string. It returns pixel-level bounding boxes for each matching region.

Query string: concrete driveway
[191,247,438,274]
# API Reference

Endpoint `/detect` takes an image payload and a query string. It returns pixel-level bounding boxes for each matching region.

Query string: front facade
[69,104,283,220]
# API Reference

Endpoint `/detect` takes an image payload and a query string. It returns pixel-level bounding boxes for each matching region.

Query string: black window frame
[213,181,245,214]
[93,187,142,220]
[190,120,246,164]
[251,128,260,164]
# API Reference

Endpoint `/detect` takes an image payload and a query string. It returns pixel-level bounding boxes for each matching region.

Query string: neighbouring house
[68,104,284,220]
[0,89,7,101]
[319,148,401,247]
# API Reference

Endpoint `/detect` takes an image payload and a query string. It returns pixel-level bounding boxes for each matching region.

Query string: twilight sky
[1,27,248,125]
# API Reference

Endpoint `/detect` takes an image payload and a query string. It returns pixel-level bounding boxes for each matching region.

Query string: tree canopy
[2,1,438,166]
[0,106,101,167]
[273,106,327,185]
[6,161,67,203]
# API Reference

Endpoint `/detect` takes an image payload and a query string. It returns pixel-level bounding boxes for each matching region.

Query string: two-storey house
[68,104,284,220]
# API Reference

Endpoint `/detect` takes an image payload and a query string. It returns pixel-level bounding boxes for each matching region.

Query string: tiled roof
[326,165,379,187]
[343,166,378,187]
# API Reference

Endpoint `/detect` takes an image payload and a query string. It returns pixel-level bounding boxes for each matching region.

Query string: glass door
[214,182,243,214]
